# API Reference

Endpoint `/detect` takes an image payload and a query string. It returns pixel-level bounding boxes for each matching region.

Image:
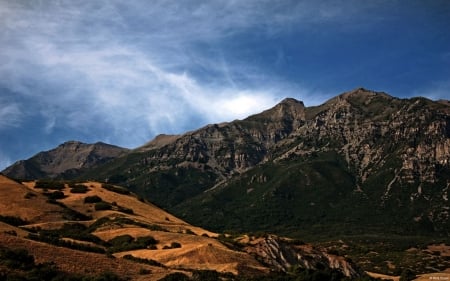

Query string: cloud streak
[1,0,314,148]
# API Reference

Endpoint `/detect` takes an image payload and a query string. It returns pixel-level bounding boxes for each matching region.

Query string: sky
[1,0,450,170]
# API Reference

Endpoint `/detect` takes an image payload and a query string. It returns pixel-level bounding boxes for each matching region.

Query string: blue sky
[0,0,449,170]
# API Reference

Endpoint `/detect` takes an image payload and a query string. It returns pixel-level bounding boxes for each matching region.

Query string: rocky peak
[2,141,128,179]
[246,97,305,124]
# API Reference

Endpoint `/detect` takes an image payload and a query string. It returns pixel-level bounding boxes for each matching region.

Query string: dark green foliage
[94,201,112,211]
[87,217,166,233]
[117,206,134,214]
[51,223,104,244]
[24,192,37,199]
[0,248,34,270]
[34,180,65,190]
[107,234,158,253]
[0,246,129,281]
[158,272,190,281]
[27,232,106,254]
[191,270,220,281]
[44,191,66,200]
[45,200,92,221]
[399,269,416,281]
[122,254,164,267]
[69,184,89,193]
[101,183,130,195]
[84,195,102,203]
[0,215,29,226]
[84,197,134,214]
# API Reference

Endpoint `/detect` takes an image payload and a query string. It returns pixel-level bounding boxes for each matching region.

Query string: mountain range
[5,88,449,239]
[2,88,450,278]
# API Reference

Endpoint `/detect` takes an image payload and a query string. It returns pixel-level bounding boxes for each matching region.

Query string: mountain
[0,175,362,280]
[59,88,448,237]
[3,88,450,237]
[2,141,128,180]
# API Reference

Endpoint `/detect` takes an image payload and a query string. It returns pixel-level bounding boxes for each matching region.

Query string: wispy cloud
[1,0,317,147]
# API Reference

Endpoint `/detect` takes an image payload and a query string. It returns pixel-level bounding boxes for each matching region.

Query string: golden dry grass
[414,271,450,281]
[366,271,399,281]
[0,175,64,223]
[0,176,267,278]
[427,244,450,257]
[0,233,170,280]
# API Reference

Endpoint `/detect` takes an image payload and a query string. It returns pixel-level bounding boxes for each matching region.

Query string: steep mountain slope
[0,175,362,280]
[74,88,450,237]
[3,141,128,179]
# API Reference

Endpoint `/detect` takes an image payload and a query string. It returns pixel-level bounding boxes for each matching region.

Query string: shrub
[158,272,190,281]
[24,192,37,199]
[118,206,134,214]
[123,254,164,267]
[109,235,134,247]
[45,191,66,200]
[70,184,89,193]
[163,242,182,249]
[101,183,130,195]
[94,201,112,211]
[0,215,29,226]
[0,248,35,270]
[84,195,102,203]
[35,180,65,190]
[107,235,158,253]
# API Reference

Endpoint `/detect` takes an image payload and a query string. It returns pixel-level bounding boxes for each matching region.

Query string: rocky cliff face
[2,141,128,179]
[244,235,363,278]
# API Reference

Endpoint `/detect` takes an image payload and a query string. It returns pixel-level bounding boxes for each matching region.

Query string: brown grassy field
[0,175,65,223]
[0,175,266,279]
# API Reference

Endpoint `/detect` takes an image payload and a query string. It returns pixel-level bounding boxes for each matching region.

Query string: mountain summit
[3,141,128,179]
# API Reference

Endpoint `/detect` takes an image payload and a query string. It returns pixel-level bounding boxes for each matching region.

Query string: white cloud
[1,0,364,149]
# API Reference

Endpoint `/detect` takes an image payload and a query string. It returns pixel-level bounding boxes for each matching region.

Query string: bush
[35,180,65,190]
[0,248,34,270]
[118,206,134,214]
[108,235,158,253]
[101,183,130,195]
[70,184,89,193]
[94,201,112,211]
[123,254,164,267]
[84,195,102,203]
[163,242,182,250]
[45,191,66,200]
[24,192,37,199]
[192,270,220,281]
[158,272,190,281]
[0,215,29,226]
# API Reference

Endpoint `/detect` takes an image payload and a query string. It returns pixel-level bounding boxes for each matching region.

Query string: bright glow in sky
[0,0,449,169]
